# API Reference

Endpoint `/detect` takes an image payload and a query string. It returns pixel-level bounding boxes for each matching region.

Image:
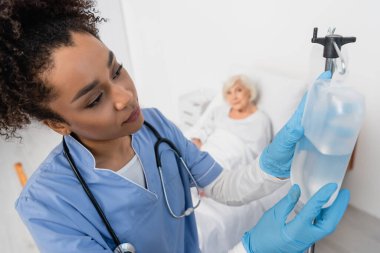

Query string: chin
[232,106,242,111]
[129,114,145,133]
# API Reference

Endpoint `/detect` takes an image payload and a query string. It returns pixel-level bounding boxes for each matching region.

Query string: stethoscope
[62,121,202,253]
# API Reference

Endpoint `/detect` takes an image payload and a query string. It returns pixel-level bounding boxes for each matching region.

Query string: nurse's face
[43,32,144,142]
[225,81,252,111]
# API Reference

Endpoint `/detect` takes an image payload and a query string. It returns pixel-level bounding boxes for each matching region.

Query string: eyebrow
[71,80,99,103]
[71,51,114,103]
[107,50,114,68]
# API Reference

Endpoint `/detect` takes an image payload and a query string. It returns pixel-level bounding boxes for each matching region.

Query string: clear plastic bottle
[290,76,365,209]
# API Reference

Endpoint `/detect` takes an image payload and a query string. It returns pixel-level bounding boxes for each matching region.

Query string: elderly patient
[188,75,282,253]
[190,74,272,170]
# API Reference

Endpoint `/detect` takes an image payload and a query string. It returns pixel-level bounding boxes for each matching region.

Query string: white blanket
[200,128,254,171]
[194,128,291,253]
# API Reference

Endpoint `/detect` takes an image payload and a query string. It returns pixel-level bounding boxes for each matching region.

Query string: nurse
[0,0,349,252]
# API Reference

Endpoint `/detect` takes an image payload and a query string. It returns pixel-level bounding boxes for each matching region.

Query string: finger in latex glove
[259,71,332,178]
[242,183,349,253]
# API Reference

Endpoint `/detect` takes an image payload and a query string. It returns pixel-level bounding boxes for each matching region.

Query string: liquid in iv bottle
[290,77,364,209]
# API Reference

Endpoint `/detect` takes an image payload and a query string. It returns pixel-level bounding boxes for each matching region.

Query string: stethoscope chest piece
[114,243,136,253]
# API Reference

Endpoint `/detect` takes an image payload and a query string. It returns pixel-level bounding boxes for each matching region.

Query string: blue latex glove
[242,183,350,253]
[259,71,332,178]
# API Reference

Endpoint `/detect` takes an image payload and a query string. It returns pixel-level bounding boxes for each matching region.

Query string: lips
[123,107,140,124]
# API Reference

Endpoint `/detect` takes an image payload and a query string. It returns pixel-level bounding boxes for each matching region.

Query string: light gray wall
[97,0,133,76]
[120,0,380,218]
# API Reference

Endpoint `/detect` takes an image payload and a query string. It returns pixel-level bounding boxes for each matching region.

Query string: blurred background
[1,0,379,252]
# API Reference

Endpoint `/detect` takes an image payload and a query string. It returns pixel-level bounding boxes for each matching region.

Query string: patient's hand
[192,138,202,149]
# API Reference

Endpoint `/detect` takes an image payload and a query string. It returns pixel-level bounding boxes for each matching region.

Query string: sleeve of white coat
[203,153,288,206]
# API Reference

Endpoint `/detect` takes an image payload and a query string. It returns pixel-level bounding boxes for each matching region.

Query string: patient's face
[225,81,252,111]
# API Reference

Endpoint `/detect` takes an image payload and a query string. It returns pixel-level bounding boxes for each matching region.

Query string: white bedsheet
[194,183,291,253]
[200,128,254,171]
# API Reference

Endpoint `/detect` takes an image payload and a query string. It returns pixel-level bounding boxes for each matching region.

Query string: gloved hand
[259,71,332,178]
[242,183,350,253]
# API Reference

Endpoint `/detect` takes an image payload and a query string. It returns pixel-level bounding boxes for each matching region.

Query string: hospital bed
[180,69,308,253]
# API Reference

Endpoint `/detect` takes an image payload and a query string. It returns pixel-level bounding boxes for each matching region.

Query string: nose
[112,85,134,111]
[231,91,238,100]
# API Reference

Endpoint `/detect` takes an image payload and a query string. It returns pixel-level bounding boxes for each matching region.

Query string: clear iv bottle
[290,76,365,208]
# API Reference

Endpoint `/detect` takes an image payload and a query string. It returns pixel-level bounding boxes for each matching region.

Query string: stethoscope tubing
[145,121,202,218]
[62,121,201,252]
[62,139,123,248]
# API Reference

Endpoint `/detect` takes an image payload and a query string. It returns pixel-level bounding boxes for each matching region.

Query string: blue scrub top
[15,108,223,253]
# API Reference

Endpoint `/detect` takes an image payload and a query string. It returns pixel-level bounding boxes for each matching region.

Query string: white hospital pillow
[254,70,307,135]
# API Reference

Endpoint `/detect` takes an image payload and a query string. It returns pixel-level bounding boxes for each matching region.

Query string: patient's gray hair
[222,74,258,103]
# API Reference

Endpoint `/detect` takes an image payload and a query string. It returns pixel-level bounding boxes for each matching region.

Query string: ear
[43,119,71,136]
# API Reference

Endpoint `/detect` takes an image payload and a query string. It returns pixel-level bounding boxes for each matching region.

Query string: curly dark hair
[0,0,105,139]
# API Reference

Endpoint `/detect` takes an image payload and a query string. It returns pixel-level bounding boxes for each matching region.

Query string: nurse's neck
[77,135,135,171]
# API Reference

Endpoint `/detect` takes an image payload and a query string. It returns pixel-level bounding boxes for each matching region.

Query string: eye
[112,63,123,80]
[86,92,103,108]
